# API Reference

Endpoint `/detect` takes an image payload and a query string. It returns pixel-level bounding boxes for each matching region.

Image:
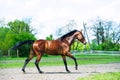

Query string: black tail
[11,40,35,50]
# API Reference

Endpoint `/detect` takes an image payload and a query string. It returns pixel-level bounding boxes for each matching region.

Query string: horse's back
[33,39,60,50]
[32,39,69,55]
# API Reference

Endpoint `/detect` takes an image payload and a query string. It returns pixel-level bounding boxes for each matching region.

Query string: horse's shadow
[44,72,81,74]
[23,71,100,74]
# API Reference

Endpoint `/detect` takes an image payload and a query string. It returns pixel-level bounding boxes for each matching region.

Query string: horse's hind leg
[22,49,34,73]
[35,52,43,73]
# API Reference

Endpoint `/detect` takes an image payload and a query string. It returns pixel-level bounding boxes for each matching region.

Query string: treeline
[0,18,120,57]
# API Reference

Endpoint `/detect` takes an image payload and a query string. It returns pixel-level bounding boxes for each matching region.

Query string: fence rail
[71,50,120,55]
[92,50,120,54]
[0,50,120,58]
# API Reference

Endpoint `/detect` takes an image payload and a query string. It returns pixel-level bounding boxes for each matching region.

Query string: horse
[12,29,87,73]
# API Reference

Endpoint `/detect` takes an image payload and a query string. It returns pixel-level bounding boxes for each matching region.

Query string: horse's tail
[11,40,35,50]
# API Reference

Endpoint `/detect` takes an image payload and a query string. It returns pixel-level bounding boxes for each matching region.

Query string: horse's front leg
[62,55,71,73]
[66,52,78,70]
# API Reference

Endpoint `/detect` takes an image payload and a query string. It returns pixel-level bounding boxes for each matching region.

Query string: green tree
[7,20,36,57]
[14,32,36,57]
[0,27,9,56]
[90,17,120,51]
[8,19,31,34]
[0,19,36,57]
[46,34,54,40]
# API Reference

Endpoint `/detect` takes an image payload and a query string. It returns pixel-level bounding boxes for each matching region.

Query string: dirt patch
[0,63,120,80]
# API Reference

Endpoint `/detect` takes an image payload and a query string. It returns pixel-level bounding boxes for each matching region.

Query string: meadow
[0,53,120,68]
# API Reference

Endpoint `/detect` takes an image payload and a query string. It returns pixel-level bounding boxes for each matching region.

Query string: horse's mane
[60,29,78,40]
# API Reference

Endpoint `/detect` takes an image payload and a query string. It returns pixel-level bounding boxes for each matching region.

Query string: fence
[0,50,120,58]
[71,50,120,55]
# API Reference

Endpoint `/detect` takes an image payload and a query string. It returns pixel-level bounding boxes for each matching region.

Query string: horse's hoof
[39,71,44,74]
[75,66,78,70]
[67,70,71,73]
[22,69,25,73]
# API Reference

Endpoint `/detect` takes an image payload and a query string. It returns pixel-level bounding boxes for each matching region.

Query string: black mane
[60,29,78,40]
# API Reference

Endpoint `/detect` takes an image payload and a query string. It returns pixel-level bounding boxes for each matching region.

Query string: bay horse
[12,29,87,73]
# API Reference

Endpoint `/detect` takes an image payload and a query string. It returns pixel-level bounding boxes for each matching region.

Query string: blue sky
[0,0,120,39]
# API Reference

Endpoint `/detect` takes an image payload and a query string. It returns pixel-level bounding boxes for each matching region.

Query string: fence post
[8,49,10,57]
[17,49,19,57]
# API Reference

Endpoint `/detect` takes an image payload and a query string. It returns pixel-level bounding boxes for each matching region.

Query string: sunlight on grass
[77,72,120,80]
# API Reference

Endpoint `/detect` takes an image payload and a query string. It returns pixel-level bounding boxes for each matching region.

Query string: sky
[0,0,120,39]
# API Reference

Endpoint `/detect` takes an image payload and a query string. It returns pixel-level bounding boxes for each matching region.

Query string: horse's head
[74,30,87,45]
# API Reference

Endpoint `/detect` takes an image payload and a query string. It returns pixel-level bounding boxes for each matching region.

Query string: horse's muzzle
[83,41,87,45]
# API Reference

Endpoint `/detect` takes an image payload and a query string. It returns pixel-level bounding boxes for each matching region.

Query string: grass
[77,72,120,80]
[0,53,120,68]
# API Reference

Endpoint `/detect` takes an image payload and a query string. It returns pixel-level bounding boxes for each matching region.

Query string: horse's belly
[45,49,62,55]
[45,47,69,55]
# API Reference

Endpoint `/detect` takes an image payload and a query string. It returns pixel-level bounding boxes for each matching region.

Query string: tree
[8,19,32,34]
[111,24,120,45]
[0,19,36,57]
[90,17,113,44]
[0,27,9,56]
[90,17,120,51]
[7,20,36,57]
[14,32,36,57]
[46,34,54,40]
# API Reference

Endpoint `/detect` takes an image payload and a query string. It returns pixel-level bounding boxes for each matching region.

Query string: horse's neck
[65,36,75,45]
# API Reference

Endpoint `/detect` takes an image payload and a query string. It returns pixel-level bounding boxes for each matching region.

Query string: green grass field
[77,72,120,80]
[0,53,120,68]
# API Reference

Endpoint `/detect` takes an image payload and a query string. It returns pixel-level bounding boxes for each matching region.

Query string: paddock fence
[71,50,120,55]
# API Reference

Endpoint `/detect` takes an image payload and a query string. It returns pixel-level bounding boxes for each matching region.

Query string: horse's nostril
[84,41,87,45]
